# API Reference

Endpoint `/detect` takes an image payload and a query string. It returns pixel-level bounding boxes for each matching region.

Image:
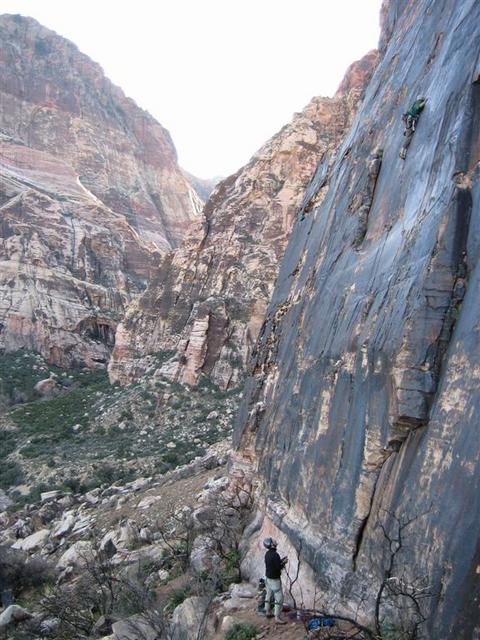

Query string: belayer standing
[263,538,288,625]
[399,96,428,159]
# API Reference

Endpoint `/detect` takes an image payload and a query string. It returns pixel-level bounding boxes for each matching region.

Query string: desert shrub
[154,460,170,475]
[224,549,241,575]
[152,350,176,365]
[92,464,135,487]
[0,430,16,458]
[0,460,23,488]
[20,440,52,458]
[162,452,179,466]
[39,557,156,638]
[224,622,258,640]
[164,586,191,614]
[0,546,54,596]
[34,38,51,55]
[62,477,81,493]
[119,407,133,421]
[10,368,109,436]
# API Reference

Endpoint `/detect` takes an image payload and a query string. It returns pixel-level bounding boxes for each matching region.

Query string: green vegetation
[150,350,176,365]
[119,407,133,421]
[10,368,109,436]
[0,351,59,407]
[0,546,54,598]
[0,460,23,489]
[237,231,255,245]
[34,38,51,56]
[0,349,243,495]
[164,586,192,614]
[91,463,135,487]
[224,622,259,640]
[197,374,240,399]
[0,430,16,457]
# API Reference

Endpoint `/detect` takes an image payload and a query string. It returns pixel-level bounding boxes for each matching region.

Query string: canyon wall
[233,0,480,637]
[0,15,202,251]
[0,15,202,367]
[0,137,158,367]
[109,51,379,387]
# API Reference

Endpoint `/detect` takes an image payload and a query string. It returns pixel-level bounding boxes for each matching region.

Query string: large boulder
[229,582,256,599]
[171,597,213,640]
[0,489,13,511]
[189,535,220,575]
[0,605,32,632]
[101,520,139,551]
[92,615,118,637]
[56,540,93,570]
[110,543,165,565]
[112,615,159,640]
[220,615,243,632]
[222,584,255,612]
[52,512,76,538]
[12,519,33,539]
[40,490,62,502]
[12,529,50,553]
[34,376,59,399]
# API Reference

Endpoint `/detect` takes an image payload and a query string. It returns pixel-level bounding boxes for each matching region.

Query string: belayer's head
[263,537,278,550]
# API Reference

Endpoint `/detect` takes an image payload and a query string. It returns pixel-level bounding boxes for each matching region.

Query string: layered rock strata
[0,15,202,251]
[0,137,157,366]
[0,14,203,366]
[233,0,480,637]
[109,51,379,387]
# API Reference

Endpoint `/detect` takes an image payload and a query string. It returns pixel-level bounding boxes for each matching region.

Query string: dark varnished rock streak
[234,1,480,636]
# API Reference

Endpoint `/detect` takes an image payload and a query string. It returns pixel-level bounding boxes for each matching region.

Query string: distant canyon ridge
[0,13,202,367]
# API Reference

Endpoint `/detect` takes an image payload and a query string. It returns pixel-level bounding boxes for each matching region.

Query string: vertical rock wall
[233,1,480,636]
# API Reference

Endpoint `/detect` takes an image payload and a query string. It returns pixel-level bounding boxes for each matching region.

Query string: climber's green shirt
[406,98,426,118]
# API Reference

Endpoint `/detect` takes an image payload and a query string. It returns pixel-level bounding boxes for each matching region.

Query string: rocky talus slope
[233,0,480,637]
[109,51,379,388]
[0,350,241,496]
[0,15,202,367]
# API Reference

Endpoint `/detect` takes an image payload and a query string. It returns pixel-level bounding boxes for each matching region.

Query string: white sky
[1,0,382,178]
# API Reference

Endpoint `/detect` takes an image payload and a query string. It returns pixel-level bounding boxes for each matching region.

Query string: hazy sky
[2,0,382,178]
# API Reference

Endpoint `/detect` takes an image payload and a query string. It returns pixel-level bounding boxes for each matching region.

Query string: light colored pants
[264,578,283,617]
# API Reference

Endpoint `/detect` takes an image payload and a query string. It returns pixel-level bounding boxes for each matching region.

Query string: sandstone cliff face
[0,136,158,367]
[109,51,378,387]
[0,14,202,251]
[182,171,220,204]
[0,14,202,367]
[233,1,480,636]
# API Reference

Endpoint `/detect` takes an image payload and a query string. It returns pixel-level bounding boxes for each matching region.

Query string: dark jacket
[265,548,283,579]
